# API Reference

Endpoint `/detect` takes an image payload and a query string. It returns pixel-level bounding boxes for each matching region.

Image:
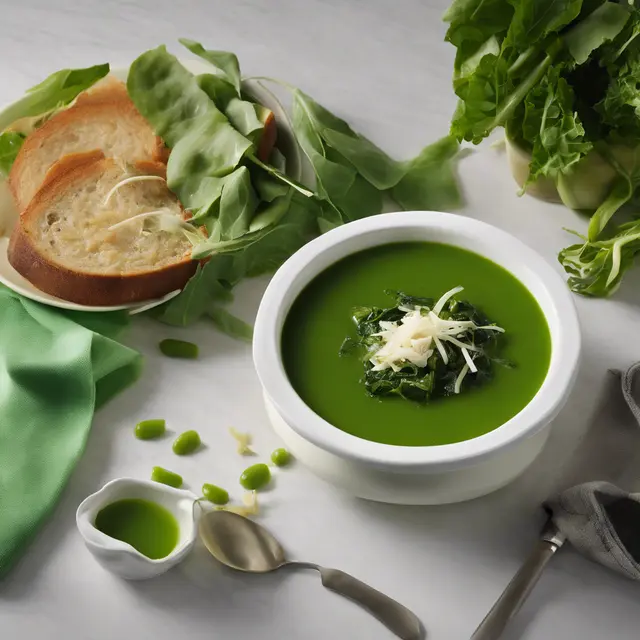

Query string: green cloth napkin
[0,286,142,578]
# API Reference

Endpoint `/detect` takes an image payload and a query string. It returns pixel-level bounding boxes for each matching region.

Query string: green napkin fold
[0,286,142,578]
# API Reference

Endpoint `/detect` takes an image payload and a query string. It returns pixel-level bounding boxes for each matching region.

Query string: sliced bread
[8,151,197,306]
[9,77,167,211]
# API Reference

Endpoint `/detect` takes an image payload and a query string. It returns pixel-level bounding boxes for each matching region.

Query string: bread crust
[8,155,197,306]
[9,77,167,211]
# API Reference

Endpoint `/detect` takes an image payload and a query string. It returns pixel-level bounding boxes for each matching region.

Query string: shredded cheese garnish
[217,491,259,517]
[368,286,504,392]
[102,175,166,206]
[107,208,175,232]
[229,427,256,456]
[454,363,470,394]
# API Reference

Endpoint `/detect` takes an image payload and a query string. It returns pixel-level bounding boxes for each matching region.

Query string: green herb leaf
[179,38,242,94]
[226,99,270,141]
[292,90,404,189]
[291,90,357,201]
[252,171,290,202]
[217,166,258,240]
[229,192,319,278]
[320,128,405,190]
[249,190,294,231]
[197,73,238,111]
[127,46,253,211]
[391,136,463,211]
[207,307,253,341]
[0,132,25,176]
[247,154,315,197]
[152,256,235,326]
[0,63,109,132]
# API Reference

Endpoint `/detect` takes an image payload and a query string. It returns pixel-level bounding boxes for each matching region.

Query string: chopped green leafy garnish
[342,289,507,403]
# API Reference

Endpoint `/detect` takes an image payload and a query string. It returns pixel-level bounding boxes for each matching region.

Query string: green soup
[282,242,551,446]
[95,498,179,559]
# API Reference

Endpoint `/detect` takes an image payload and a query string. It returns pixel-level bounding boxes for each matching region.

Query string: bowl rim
[253,211,581,472]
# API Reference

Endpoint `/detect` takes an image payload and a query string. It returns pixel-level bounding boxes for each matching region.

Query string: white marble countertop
[1,1,640,638]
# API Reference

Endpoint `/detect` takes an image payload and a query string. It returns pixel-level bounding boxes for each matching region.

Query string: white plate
[0,59,302,313]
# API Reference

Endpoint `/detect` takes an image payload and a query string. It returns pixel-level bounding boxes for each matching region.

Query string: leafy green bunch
[445,0,640,296]
[340,291,507,403]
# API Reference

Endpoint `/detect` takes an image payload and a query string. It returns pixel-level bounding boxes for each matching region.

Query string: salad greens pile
[340,291,507,403]
[444,0,640,296]
[126,40,463,327]
[0,41,463,336]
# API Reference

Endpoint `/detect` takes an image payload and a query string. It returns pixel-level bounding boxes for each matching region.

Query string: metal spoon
[199,509,423,640]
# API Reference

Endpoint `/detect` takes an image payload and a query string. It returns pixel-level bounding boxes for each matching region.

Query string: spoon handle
[317,567,423,640]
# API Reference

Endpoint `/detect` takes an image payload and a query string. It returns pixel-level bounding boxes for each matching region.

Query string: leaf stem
[247,154,315,197]
[491,54,554,130]
[243,76,297,92]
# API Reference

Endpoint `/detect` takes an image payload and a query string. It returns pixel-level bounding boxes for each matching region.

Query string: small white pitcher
[76,477,199,580]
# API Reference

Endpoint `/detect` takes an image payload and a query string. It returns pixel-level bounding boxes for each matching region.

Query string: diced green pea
[270,448,292,467]
[172,430,201,455]
[134,419,166,440]
[159,339,199,359]
[202,483,229,505]
[240,463,271,491]
[151,466,183,488]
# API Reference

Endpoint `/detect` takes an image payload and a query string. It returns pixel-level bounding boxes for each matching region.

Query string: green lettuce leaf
[596,56,640,141]
[0,63,109,132]
[450,54,512,143]
[0,132,25,176]
[522,69,593,184]
[505,0,582,49]
[559,221,640,296]
[564,1,631,65]
[443,0,514,72]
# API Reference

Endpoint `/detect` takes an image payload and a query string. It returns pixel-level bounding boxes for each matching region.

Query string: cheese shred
[103,175,166,206]
[368,287,503,393]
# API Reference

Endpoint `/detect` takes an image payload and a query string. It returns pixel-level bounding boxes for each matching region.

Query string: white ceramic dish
[253,211,581,504]
[76,478,199,580]
[0,59,301,313]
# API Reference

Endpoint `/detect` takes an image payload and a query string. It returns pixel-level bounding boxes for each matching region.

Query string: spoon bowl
[199,509,285,573]
[199,510,424,640]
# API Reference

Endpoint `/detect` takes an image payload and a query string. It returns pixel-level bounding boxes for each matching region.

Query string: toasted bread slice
[9,77,167,211]
[8,151,197,306]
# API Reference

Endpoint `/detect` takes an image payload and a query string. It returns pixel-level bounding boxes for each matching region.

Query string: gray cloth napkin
[546,363,640,581]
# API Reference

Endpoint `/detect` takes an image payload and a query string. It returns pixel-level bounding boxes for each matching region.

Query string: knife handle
[471,531,565,640]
